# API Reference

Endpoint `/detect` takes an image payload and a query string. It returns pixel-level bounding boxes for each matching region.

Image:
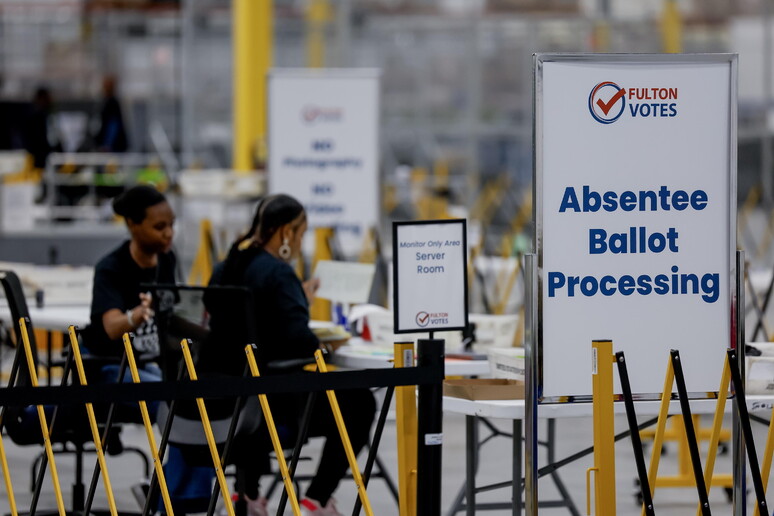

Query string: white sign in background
[539,57,735,399]
[268,69,380,249]
[394,221,468,333]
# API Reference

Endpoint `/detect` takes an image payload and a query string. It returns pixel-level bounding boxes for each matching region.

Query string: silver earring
[279,238,291,260]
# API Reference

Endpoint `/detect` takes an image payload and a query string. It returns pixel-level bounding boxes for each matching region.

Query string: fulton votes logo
[588,81,626,124]
[588,82,678,124]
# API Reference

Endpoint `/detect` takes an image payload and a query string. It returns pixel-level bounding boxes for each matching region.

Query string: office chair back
[146,284,262,463]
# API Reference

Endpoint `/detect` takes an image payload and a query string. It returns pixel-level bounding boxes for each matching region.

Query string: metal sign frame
[533,53,738,403]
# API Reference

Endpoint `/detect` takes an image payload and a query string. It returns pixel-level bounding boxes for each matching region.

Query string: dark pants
[233,387,376,505]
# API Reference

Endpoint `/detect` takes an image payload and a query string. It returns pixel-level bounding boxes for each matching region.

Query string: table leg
[466,414,478,516]
[513,419,522,515]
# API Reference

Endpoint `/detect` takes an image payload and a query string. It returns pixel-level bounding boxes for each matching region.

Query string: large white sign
[393,220,468,334]
[268,69,380,242]
[536,54,737,400]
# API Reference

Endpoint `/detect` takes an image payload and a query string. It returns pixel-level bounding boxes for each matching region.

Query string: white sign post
[393,220,469,334]
[268,69,380,247]
[535,54,737,401]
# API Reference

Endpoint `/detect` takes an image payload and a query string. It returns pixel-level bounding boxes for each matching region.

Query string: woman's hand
[102,292,154,340]
[133,292,155,324]
[303,277,321,303]
[321,338,349,354]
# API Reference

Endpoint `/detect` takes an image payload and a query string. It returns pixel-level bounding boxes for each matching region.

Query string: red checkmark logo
[416,311,430,327]
[596,88,626,115]
[589,81,627,124]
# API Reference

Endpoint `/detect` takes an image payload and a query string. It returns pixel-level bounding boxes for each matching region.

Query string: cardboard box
[443,379,524,400]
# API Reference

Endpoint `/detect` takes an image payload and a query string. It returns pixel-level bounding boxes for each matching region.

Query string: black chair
[144,284,321,516]
[0,269,149,515]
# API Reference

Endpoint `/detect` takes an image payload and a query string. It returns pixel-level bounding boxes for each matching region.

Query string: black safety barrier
[83,354,129,516]
[353,385,395,516]
[29,340,76,516]
[727,348,769,515]
[1,340,445,516]
[277,391,317,516]
[143,358,189,516]
[670,350,711,516]
[0,367,442,407]
[615,351,656,516]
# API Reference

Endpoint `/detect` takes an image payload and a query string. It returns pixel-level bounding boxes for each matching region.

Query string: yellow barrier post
[587,340,616,516]
[313,350,374,516]
[179,340,235,516]
[19,318,66,516]
[699,354,731,516]
[394,342,417,516]
[244,345,302,516]
[188,219,216,286]
[310,228,335,321]
[121,333,175,516]
[642,354,674,516]
[0,411,17,516]
[67,326,118,516]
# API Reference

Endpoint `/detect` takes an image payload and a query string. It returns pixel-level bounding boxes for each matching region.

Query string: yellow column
[588,340,616,516]
[233,0,272,171]
[661,0,682,53]
[306,0,329,68]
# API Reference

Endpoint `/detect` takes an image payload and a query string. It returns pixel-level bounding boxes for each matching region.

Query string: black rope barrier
[0,366,442,407]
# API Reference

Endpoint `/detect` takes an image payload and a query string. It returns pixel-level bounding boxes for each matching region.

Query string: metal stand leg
[513,419,521,516]
[465,415,478,516]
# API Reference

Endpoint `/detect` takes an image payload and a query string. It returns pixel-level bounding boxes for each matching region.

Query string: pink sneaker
[300,497,343,516]
[220,494,269,516]
[245,495,269,516]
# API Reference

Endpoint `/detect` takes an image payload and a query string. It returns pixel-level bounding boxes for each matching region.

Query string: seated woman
[85,185,214,515]
[86,184,175,389]
[205,194,376,516]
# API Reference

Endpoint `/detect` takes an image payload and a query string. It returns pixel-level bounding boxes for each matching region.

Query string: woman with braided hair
[205,194,376,516]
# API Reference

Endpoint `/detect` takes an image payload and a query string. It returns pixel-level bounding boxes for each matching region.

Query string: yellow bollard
[313,350,374,516]
[122,333,175,516]
[587,340,616,516]
[244,345,302,516]
[68,326,118,516]
[394,342,417,516]
[179,340,235,516]
[19,318,66,516]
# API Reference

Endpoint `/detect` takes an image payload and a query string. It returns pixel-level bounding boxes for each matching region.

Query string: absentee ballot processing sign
[535,54,737,400]
[393,220,468,333]
[268,69,380,238]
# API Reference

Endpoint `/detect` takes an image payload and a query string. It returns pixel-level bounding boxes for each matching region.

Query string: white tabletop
[332,339,491,376]
[443,394,774,419]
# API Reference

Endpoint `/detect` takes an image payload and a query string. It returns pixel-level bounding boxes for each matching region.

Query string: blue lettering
[589,229,607,254]
[559,187,580,213]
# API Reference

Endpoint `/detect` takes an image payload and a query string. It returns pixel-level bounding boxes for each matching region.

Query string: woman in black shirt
[87,185,218,515]
[209,194,375,516]
[87,185,176,389]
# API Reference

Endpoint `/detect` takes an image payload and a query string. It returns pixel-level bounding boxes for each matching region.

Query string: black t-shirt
[87,240,177,357]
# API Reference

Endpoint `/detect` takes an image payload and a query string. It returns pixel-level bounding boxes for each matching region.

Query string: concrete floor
[0,404,771,516]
